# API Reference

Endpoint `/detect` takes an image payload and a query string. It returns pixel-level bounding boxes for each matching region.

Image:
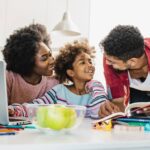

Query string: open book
[93,102,150,124]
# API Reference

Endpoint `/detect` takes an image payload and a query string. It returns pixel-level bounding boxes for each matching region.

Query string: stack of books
[92,102,150,132]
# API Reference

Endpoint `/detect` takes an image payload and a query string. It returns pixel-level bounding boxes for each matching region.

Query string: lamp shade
[53,12,81,36]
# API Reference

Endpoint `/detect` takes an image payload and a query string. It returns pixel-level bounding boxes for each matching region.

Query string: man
[99,25,150,117]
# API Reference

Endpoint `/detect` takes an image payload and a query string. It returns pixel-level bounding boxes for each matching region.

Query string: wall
[3,0,150,86]
[0,0,6,47]
[89,0,150,87]
[0,0,90,48]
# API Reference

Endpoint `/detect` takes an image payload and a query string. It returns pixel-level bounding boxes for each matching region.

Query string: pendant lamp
[52,0,81,36]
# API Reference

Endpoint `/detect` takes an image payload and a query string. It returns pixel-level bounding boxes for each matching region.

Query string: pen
[0,125,36,129]
[0,128,22,131]
[0,125,24,129]
[0,129,17,132]
[0,132,16,136]
[0,127,22,131]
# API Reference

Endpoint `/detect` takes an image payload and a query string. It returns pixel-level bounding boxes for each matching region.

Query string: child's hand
[98,100,121,118]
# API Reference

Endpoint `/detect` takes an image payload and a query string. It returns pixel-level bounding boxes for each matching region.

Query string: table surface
[0,118,150,150]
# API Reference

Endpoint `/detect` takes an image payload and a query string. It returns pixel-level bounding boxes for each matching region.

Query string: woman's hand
[8,105,15,116]
[8,108,15,116]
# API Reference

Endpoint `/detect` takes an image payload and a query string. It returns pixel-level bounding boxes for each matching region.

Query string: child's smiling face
[67,52,95,82]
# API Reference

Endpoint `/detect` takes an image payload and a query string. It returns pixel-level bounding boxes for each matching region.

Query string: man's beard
[113,64,131,73]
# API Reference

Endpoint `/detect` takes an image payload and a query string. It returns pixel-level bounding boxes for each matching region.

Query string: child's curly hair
[54,39,95,83]
[2,23,50,76]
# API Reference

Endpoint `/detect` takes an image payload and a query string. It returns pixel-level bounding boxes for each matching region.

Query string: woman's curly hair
[28,23,51,48]
[2,23,50,76]
[100,25,144,61]
[54,39,95,83]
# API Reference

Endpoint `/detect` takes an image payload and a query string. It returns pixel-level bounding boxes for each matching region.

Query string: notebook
[0,60,30,125]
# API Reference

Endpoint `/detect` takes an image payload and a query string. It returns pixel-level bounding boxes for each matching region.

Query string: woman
[2,23,58,105]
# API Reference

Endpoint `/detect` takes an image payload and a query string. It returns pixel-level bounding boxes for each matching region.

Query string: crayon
[0,129,17,132]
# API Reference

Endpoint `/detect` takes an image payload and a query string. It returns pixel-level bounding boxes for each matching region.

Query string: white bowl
[25,104,86,134]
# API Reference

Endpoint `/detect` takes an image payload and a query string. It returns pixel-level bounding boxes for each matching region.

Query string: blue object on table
[0,124,36,129]
[0,132,16,135]
[116,117,150,123]
[144,123,150,131]
[24,124,36,129]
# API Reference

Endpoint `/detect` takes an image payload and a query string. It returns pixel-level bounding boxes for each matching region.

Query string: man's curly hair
[100,25,144,61]
[54,40,95,83]
[2,23,51,76]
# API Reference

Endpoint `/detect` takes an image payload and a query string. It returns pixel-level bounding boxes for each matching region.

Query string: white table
[0,118,150,150]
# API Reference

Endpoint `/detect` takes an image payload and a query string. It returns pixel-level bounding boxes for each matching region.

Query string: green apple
[65,108,77,128]
[36,105,77,131]
[45,105,69,130]
[36,106,48,128]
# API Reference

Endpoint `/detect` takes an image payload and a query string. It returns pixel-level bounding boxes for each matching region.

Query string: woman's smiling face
[33,42,55,76]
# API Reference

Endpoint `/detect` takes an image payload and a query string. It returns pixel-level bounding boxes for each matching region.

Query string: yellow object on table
[93,119,112,131]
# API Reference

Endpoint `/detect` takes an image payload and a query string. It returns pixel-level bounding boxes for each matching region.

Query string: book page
[93,102,150,124]
[92,112,125,124]
[125,102,150,114]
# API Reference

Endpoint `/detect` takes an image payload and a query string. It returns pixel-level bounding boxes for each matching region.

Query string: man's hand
[98,100,121,118]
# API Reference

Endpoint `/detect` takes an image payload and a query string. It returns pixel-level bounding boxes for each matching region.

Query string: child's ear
[67,69,74,77]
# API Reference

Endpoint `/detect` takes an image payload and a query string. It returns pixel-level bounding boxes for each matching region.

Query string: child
[9,40,107,118]
[2,23,58,105]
